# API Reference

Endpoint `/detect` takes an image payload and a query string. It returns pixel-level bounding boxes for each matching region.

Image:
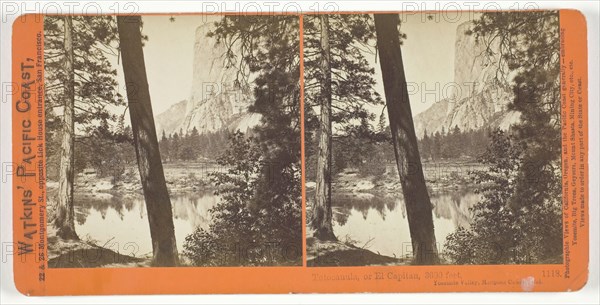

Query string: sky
[111,13,478,117]
[368,12,479,116]
[111,15,216,115]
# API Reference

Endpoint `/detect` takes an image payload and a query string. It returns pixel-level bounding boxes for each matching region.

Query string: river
[73,191,220,257]
[330,189,480,258]
[74,188,479,260]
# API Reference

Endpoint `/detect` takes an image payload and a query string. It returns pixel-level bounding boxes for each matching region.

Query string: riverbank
[53,161,221,199]
[306,235,409,267]
[46,212,152,268]
[306,199,410,267]
[307,160,484,195]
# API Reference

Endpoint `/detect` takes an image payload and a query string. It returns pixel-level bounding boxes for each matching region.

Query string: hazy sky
[111,15,215,115]
[112,13,478,116]
[368,12,478,116]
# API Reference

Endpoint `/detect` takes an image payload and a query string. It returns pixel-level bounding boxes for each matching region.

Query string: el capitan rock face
[414,21,519,138]
[155,20,260,136]
[157,20,519,139]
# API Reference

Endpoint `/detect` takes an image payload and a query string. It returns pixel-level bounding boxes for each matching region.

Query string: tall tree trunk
[54,16,78,240]
[374,14,439,265]
[117,15,179,267]
[311,15,336,241]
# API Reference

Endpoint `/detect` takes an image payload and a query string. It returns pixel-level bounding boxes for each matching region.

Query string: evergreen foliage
[444,12,562,264]
[183,16,302,266]
[158,127,229,162]
[44,16,129,184]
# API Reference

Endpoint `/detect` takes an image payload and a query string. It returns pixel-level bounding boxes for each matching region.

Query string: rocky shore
[308,161,483,197]
[53,162,219,198]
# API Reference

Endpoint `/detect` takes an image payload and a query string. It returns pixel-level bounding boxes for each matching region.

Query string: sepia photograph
[44,14,302,267]
[41,9,563,269]
[305,12,563,266]
[6,2,594,297]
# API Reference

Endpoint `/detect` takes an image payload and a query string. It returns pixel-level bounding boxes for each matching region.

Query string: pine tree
[432,131,441,161]
[312,15,336,241]
[198,15,303,264]
[170,133,180,162]
[444,12,563,264]
[117,15,178,266]
[159,130,170,162]
[54,16,77,240]
[303,14,383,241]
[374,13,439,265]
[45,16,125,240]
[473,12,561,208]
[188,126,201,161]
[378,112,388,133]
[421,129,431,161]
[451,125,461,158]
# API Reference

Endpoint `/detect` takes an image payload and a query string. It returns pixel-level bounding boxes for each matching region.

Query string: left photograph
[44,15,302,268]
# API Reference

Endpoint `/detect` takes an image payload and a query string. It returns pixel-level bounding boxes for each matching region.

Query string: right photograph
[304,12,563,266]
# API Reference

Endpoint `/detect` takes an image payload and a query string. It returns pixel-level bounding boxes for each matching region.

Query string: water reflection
[331,189,479,257]
[73,191,220,256]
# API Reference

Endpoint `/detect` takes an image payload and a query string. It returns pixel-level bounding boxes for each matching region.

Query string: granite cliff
[414,21,519,138]
[155,20,261,136]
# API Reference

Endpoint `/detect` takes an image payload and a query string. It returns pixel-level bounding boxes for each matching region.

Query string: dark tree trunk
[54,16,78,241]
[311,15,336,241]
[117,16,179,267]
[374,14,439,265]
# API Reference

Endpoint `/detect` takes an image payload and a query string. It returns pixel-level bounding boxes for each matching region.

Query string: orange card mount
[12,10,588,295]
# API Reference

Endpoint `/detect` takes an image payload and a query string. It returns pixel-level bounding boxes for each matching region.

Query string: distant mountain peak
[155,99,187,135]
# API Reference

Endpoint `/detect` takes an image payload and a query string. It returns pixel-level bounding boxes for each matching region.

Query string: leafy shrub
[357,144,387,177]
[183,132,302,266]
[444,130,562,264]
